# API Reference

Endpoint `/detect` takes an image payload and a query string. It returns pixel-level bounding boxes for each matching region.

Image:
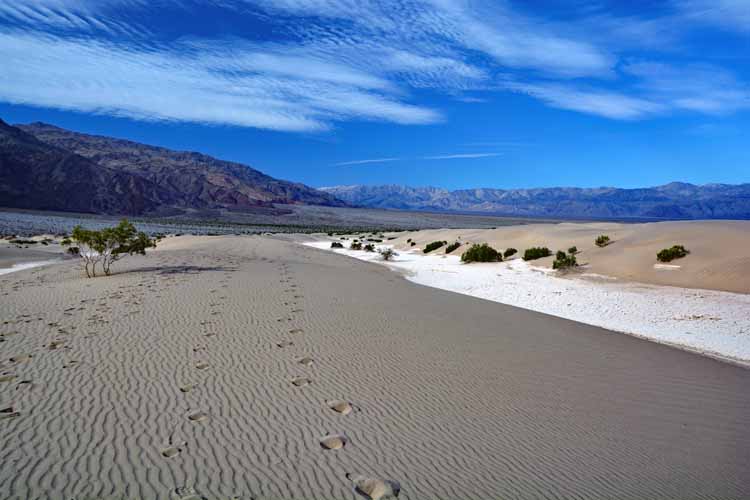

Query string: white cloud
[624,61,750,114]
[676,0,750,33]
[334,158,401,166]
[1,0,749,130]
[505,82,663,119]
[0,31,441,131]
[422,152,501,160]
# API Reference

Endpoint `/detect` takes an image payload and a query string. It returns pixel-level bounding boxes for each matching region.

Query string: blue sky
[1,0,749,190]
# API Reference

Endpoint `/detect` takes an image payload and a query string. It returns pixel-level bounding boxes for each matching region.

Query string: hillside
[0,120,344,216]
[320,183,750,219]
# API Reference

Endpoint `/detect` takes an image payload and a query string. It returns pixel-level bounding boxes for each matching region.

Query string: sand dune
[1,235,749,499]
[387,220,750,293]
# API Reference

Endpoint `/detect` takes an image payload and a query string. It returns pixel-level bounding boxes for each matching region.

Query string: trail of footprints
[1,252,399,499]
[272,261,401,500]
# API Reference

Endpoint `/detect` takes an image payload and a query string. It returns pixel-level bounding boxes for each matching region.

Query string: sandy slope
[1,235,749,499]
[387,220,750,293]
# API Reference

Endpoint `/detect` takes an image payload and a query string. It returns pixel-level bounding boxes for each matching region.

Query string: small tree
[65,220,156,278]
[379,248,398,261]
[503,248,517,258]
[595,235,611,247]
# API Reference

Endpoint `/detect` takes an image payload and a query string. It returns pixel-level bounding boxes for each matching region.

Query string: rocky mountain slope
[0,120,344,216]
[321,183,750,219]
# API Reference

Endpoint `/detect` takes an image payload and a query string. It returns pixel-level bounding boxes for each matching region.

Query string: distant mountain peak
[1,119,345,215]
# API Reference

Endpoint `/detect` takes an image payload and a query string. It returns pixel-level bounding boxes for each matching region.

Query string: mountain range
[2,118,747,220]
[320,183,750,220]
[0,119,343,216]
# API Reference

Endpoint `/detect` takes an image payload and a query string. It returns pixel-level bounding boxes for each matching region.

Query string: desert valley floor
[1,235,749,499]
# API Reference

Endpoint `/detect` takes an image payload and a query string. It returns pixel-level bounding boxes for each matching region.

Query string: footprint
[161,442,186,458]
[9,354,32,364]
[203,333,217,338]
[187,411,209,423]
[63,360,79,369]
[320,433,348,450]
[346,474,401,500]
[195,362,210,370]
[289,329,303,335]
[0,406,20,421]
[179,384,196,393]
[327,400,354,415]
[297,357,314,366]
[171,486,206,500]
[290,377,312,387]
[0,374,16,383]
[46,340,66,350]
[276,340,294,348]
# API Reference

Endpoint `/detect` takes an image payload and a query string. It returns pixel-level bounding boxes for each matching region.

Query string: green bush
[331,241,344,248]
[595,235,611,247]
[657,245,690,262]
[445,241,461,253]
[568,246,577,255]
[423,240,447,253]
[363,243,375,252]
[379,248,397,261]
[410,241,416,246]
[461,243,502,263]
[350,241,362,250]
[552,250,578,270]
[523,247,552,261]
[503,248,517,258]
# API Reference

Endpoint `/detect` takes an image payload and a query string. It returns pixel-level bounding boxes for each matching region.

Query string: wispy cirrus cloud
[334,157,401,166]
[1,0,749,130]
[334,152,501,165]
[422,152,501,160]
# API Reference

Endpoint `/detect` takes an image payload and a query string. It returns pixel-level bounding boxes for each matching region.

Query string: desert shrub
[331,241,344,248]
[65,220,156,278]
[552,249,578,270]
[67,246,80,255]
[503,248,517,258]
[461,243,502,263]
[350,241,362,250]
[363,243,375,252]
[60,237,72,246]
[445,241,461,253]
[406,238,412,243]
[10,239,36,245]
[568,246,578,255]
[423,240,447,253]
[595,235,611,247]
[657,245,690,262]
[379,248,398,261]
[410,241,416,246]
[523,247,552,261]
[367,238,383,242]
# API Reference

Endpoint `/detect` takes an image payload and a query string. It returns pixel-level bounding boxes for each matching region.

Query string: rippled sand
[1,235,749,499]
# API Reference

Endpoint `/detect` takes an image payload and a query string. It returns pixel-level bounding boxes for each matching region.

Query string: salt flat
[1,235,749,499]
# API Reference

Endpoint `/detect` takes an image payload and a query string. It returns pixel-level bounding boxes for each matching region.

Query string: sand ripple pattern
[1,236,749,499]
